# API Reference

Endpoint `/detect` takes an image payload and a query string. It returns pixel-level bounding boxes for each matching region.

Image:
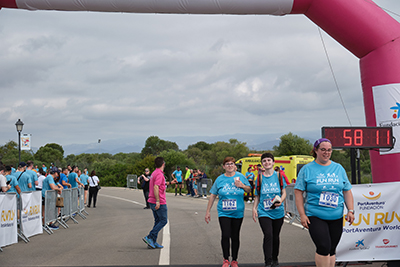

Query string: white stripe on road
[101,194,145,206]
[244,207,305,229]
[159,221,170,265]
[101,194,171,265]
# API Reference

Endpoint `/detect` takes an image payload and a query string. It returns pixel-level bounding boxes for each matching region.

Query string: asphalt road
[0,187,387,267]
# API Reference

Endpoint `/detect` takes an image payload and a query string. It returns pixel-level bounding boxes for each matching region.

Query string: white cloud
[0,0,399,148]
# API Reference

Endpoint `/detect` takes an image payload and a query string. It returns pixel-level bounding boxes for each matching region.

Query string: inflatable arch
[1,0,400,183]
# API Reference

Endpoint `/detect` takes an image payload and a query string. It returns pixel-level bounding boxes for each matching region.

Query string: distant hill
[59,131,319,156]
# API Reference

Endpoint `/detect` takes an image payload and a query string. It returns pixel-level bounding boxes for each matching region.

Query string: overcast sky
[0,0,399,149]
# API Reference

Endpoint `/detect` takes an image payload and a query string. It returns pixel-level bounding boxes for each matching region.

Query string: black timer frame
[321,126,395,184]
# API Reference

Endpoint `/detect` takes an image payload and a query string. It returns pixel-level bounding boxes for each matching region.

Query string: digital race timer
[321,127,394,149]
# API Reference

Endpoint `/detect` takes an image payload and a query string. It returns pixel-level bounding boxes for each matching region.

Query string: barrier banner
[20,191,43,238]
[0,193,18,247]
[336,182,400,261]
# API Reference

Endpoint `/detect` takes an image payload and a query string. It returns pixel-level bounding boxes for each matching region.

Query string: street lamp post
[15,119,24,164]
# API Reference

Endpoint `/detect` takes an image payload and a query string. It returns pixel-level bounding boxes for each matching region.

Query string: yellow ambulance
[236,154,314,184]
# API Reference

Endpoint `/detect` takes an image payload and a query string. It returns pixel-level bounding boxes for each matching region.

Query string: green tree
[44,143,64,157]
[273,132,313,156]
[208,139,249,166]
[187,141,212,151]
[35,146,63,166]
[141,136,179,157]
[65,154,76,166]
[159,149,194,181]
[133,154,156,177]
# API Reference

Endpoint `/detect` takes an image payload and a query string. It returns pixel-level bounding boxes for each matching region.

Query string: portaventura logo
[375,239,398,249]
[357,191,385,211]
[362,191,381,200]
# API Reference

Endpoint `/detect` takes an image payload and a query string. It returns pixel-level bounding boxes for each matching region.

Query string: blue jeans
[148,203,168,242]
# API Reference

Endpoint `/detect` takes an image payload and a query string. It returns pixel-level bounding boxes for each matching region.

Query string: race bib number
[202,184,207,188]
[319,192,339,208]
[222,199,237,210]
[263,199,273,210]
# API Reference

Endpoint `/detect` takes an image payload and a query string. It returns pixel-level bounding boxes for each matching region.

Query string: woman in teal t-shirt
[205,156,251,267]
[295,138,355,267]
[252,153,287,267]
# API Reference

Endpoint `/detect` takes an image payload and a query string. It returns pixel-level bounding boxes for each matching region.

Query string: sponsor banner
[0,193,18,247]
[372,84,400,155]
[336,182,400,261]
[20,191,43,238]
[21,133,31,150]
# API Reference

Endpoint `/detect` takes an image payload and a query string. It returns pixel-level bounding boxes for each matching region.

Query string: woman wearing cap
[294,138,355,267]
[205,157,251,267]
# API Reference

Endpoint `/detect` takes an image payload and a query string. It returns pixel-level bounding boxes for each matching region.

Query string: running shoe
[142,236,155,249]
[222,259,230,267]
[154,242,164,248]
[272,260,280,267]
[231,260,239,267]
[48,224,59,230]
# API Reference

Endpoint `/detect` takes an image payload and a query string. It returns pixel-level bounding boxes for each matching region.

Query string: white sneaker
[247,200,251,203]
[202,196,207,199]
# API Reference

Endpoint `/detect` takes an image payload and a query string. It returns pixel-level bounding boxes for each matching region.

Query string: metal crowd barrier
[44,190,67,234]
[126,174,138,189]
[285,184,304,225]
[1,187,89,252]
[79,187,89,216]
[60,188,72,226]
[197,178,213,195]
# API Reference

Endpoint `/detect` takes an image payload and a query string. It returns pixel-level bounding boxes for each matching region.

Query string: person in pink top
[142,157,167,249]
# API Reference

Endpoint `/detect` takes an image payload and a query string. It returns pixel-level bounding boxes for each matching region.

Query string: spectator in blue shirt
[60,168,71,189]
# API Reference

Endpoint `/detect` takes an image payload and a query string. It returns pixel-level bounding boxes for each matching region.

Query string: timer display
[321,127,394,149]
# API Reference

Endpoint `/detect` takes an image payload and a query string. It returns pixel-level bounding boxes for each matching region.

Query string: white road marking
[101,194,171,265]
[159,221,170,265]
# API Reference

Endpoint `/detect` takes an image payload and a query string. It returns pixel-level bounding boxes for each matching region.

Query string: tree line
[0,133,372,186]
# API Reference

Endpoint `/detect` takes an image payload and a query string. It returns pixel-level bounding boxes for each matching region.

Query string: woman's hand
[300,214,310,229]
[252,208,258,223]
[234,179,244,188]
[205,212,211,224]
[346,211,355,225]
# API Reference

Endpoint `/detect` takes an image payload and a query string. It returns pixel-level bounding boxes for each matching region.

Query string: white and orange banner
[21,133,31,151]
[20,191,43,238]
[0,193,18,248]
[336,182,400,261]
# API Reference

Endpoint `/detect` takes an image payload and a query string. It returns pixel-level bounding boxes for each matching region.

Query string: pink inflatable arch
[1,0,400,183]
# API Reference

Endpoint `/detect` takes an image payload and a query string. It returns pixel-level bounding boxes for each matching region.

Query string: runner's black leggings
[259,217,284,265]
[218,217,243,261]
[308,216,343,256]
[248,180,254,201]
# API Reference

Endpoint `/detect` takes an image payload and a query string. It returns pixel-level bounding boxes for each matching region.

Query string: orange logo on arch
[362,191,381,200]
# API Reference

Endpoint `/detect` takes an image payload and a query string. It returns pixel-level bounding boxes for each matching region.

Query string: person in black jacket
[138,168,151,209]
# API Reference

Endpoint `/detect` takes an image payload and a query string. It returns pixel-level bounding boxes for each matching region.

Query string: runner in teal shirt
[252,153,287,267]
[294,138,355,267]
[205,157,251,267]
